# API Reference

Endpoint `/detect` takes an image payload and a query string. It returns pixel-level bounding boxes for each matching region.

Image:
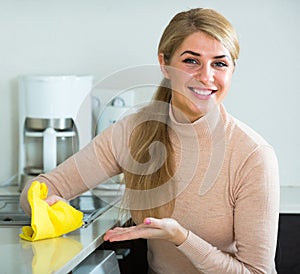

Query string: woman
[21,8,279,274]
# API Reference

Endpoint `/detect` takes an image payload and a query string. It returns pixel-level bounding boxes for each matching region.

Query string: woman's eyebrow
[180,51,230,60]
[180,50,200,56]
[214,54,230,60]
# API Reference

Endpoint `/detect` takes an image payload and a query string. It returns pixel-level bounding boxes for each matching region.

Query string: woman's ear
[158,53,170,79]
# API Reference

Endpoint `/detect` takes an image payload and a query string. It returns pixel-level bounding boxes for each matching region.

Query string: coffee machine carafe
[23,117,78,175]
[18,75,93,191]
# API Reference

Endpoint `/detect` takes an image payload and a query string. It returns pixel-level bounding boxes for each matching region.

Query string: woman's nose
[194,65,214,84]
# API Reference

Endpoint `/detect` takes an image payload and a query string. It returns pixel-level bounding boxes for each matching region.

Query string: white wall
[0,0,299,186]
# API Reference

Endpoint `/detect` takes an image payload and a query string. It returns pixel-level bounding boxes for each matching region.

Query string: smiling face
[159,31,235,122]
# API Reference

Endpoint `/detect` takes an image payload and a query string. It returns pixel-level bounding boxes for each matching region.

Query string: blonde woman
[21,8,279,274]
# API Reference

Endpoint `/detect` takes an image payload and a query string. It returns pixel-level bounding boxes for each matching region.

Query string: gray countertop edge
[54,204,127,274]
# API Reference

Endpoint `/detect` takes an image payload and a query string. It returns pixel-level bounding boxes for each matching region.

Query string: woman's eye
[213,61,228,68]
[183,58,198,65]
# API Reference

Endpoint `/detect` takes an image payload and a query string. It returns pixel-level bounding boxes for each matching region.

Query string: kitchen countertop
[279,185,300,214]
[0,204,125,274]
[0,185,128,274]
[0,184,299,274]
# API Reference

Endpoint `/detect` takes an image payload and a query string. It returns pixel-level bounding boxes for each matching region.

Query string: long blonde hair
[123,8,240,224]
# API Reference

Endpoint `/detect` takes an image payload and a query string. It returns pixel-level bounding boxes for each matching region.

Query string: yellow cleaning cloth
[20,181,84,241]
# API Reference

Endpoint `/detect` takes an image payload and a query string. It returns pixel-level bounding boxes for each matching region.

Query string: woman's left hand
[104,217,188,246]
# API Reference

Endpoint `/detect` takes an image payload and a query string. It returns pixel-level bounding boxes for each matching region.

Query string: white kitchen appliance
[18,75,93,191]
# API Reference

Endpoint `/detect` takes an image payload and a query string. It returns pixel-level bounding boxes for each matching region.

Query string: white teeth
[191,88,211,96]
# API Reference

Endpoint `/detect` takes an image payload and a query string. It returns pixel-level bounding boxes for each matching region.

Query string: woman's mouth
[188,87,217,100]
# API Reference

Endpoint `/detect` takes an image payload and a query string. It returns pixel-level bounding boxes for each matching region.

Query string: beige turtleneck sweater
[20,104,279,274]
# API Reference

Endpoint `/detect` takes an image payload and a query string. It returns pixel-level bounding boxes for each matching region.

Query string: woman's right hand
[44,195,67,206]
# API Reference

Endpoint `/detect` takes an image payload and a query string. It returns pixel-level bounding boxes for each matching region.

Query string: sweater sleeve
[177,145,280,274]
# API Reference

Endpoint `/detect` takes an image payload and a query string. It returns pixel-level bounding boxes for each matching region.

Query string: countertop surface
[279,185,300,214]
[0,205,123,274]
[0,184,299,274]
[0,185,127,274]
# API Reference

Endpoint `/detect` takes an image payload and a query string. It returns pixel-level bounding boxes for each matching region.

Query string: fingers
[104,225,145,242]
[143,217,170,230]
[104,220,162,242]
[104,217,188,245]
[144,217,188,245]
[143,217,162,228]
[44,195,67,206]
[104,218,161,242]
[144,218,152,225]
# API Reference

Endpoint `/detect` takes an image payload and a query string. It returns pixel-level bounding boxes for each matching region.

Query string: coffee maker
[18,75,93,191]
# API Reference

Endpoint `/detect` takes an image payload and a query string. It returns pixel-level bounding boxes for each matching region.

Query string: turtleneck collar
[168,103,223,140]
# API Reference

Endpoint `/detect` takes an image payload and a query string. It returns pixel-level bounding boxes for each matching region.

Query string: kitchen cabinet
[275,214,300,274]
[72,250,121,274]
[99,235,148,274]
